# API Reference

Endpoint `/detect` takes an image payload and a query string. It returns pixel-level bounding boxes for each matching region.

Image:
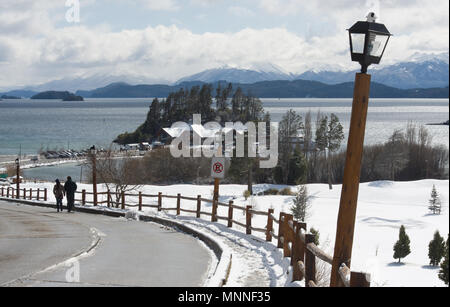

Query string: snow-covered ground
[4,179,448,287]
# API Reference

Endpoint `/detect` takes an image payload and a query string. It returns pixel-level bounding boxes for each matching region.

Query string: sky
[0,0,448,90]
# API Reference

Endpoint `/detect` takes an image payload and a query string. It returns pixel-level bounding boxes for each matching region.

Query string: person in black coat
[64,176,77,213]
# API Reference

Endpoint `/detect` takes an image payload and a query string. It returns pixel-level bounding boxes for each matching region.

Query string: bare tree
[88,148,143,207]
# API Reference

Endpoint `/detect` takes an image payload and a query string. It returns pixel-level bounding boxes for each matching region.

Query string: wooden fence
[1,186,47,201]
[1,186,370,287]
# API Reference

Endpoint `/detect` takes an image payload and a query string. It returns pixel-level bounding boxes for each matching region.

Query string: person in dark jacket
[53,179,65,212]
[64,176,77,213]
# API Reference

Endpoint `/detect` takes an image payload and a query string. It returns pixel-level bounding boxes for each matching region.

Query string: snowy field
[4,179,449,287]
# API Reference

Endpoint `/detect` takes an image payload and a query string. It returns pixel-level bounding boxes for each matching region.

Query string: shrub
[243,190,251,200]
[264,188,279,195]
[279,187,294,196]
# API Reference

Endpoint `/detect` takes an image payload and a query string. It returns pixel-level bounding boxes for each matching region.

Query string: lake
[1,98,448,157]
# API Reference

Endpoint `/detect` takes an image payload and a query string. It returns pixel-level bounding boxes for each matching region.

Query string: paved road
[0,201,212,287]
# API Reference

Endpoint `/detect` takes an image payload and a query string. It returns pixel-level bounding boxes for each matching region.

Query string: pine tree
[428,185,442,215]
[290,184,310,222]
[428,231,445,266]
[309,228,320,246]
[393,225,411,263]
[315,113,344,190]
[439,235,449,285]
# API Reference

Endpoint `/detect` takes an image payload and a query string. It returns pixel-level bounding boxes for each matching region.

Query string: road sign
[211,157,225,179]
[0,173,7,179]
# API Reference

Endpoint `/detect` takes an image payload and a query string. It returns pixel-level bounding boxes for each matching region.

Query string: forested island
[31,91,84,101]
[115,83,267,145]
[1,94,21,99]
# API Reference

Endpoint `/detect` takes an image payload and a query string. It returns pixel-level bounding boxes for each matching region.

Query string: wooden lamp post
[90,145,98,207]
[330,13,391,287]
[15,158,20,199]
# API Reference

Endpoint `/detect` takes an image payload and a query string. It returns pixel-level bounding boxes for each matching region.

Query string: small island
[31,91,84,101]
[1,94,21,99]
[427,120,449,126]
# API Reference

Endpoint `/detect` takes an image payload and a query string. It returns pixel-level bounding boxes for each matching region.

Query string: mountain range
[0,52,448,98]
[72,80,448,99]
[176,52,449,89]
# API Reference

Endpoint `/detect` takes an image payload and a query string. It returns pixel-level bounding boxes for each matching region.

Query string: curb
[0,197,231,287]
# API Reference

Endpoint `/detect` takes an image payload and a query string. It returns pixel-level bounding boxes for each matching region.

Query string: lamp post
[90,146,98,207]
[330,12,391,287]
[15,158,20,199]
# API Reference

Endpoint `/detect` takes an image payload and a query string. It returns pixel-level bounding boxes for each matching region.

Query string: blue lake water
[1,98,449,157]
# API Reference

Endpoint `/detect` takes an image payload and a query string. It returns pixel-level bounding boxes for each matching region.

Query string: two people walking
[53,176,77,213]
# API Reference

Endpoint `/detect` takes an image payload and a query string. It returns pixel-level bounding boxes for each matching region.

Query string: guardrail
[1,186,370,287]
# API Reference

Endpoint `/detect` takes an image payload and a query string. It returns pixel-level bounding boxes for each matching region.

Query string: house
[124,144,140,151]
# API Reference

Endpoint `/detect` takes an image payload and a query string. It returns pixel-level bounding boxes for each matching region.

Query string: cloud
[0,0,448,89]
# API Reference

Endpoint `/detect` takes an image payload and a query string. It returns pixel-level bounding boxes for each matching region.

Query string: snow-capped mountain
[176,64,295,84]
[19,74,171,93]
[297,52,449,89]
[178,52,448,89]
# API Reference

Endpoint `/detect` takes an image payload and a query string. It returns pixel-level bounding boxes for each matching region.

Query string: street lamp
[348,12,392,73]
[90,146,98,206]
[330,13,392,287]
[15,158,20,199]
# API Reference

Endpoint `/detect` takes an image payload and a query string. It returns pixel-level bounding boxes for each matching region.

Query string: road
[0,200,213,287]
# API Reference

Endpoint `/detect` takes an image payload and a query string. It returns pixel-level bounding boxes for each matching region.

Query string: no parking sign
[211,157,225,179]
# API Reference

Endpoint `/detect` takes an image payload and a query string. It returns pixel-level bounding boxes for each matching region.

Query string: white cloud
[0,0,448,89]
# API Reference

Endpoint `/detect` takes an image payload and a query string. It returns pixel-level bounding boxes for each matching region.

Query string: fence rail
[1,186,47,202]
[1,185,370,287]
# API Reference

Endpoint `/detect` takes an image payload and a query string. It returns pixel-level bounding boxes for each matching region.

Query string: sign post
[211,157,225,217]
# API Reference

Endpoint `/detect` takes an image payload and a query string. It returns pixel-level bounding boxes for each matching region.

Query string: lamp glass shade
[368,32,389,57]
[351,33,366,54]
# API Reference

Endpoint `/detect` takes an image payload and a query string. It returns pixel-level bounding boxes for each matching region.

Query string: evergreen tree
[393,225,411,263]
[428,231,446,266]
[315,114,344,190]
[439,235,449,285]
[288,148,308,185]
[290,184,310,222]
[279,110,304,184]
[309,228,320,246]
[428,185,442,215]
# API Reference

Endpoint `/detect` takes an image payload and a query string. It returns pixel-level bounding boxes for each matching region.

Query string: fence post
[227,200,234,228]
[121,191,125,210]
[158,192,162,212]
[107,190,110,208]
[176,193,181,215]
[23,188,26,200]
[82,190,86,206]
[44,188,47,201]
[211,199,218,222]
[266,208,274,242]
[138,192,143,211]
[1,187,3,197]
[305,234,316,287]
[12,188,15,199]
[350,272,371,287]
[6,187,10,198]
[292,221,305,282]
[277,212,284,248]
[246,205,252,235]
[29,188,32,200]
[37,188,40,201]
[196,195,201,218]
[283,214,293,258]
[291,221,298,268]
